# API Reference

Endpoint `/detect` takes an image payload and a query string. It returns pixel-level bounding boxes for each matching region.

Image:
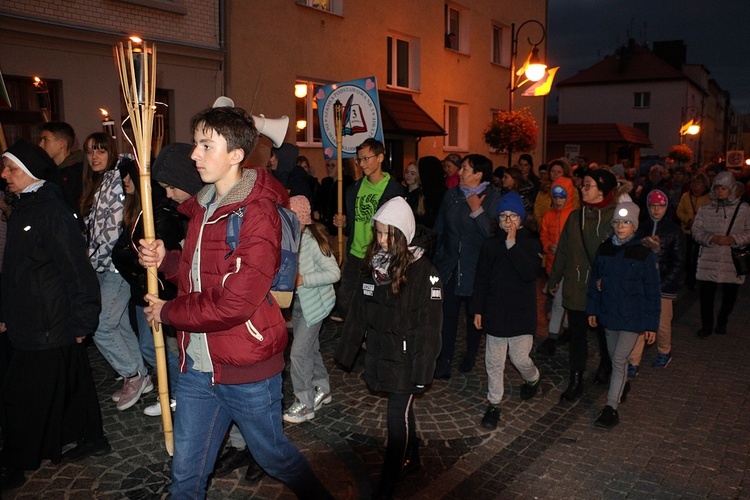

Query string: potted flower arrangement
[483,108,538,164]
[668,144,693,165]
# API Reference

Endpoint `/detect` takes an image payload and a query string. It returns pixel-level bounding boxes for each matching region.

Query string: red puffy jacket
[160,168,289,384]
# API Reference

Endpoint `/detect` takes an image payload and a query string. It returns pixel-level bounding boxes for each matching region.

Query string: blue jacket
[586,237,661,333]
[433,185,500,296]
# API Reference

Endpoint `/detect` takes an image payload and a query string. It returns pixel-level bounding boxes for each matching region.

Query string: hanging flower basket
[483,108,538,155]
[668,144,693,164]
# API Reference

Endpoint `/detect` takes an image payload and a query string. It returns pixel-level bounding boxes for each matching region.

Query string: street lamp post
[679,105,701,144]
[509,20,547,111]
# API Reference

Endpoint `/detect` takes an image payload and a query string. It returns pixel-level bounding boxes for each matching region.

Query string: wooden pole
[334,100,344,265]
[114,40,174,456]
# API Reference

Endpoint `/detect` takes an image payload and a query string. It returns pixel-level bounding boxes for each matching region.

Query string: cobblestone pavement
[6,281,749,499]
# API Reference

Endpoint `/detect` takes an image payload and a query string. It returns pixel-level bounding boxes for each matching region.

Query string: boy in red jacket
[139,106,329,498]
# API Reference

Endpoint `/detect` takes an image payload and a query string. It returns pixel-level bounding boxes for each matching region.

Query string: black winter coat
[112,198,184,306]
[470,227,542,337]
[1,182,101,349]
[638,216,686,298]
[335,254,442,394]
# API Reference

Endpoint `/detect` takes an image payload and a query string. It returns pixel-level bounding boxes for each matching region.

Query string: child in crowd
[537,177,576,356]
[587,202,660,428]
[283,196,340,423]
[627,190,685,376]
[335,197,442,498]
[471,192,543,430]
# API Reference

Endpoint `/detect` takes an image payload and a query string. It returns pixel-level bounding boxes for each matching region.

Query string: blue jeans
[135,305,180,397]
[170,359,330,499]
[92,272,146,378]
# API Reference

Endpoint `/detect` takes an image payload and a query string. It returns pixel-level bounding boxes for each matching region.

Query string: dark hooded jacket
[470,226,542,338]
[335,229,442,394]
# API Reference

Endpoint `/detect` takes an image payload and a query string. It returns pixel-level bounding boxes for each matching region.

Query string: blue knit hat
[551,185,567,198]
[497,192,525,220]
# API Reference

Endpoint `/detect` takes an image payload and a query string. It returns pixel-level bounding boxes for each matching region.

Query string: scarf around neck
[460,181,489,199]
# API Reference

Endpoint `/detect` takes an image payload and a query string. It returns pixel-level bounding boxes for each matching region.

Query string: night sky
[546,0,750,114]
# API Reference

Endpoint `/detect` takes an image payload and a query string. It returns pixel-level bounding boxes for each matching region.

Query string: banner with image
[316,76,383,159]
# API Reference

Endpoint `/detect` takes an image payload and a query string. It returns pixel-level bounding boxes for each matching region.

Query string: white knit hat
[372,197,415,244]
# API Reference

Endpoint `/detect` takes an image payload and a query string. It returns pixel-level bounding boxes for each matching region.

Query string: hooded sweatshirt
[540,177,576,274]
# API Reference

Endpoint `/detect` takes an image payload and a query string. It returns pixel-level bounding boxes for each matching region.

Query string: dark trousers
[434,274,480,376]
[377,393,416,498]
[566,309,610,374]
[700,280,740,330]
[336,254,363,319]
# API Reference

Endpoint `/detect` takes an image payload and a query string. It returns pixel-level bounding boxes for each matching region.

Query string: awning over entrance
[379,90,445,137]
[547,123,653,147]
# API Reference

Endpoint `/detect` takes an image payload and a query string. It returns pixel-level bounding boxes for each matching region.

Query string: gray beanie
[614,201,640,231]
[372,197,415,244]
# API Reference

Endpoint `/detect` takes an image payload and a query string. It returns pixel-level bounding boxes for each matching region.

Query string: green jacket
[548,202,615,311]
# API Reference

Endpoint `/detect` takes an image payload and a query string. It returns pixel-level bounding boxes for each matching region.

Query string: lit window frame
[295,80,324,147]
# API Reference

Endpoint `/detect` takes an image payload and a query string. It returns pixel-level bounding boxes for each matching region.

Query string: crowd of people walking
[0,105,749,498]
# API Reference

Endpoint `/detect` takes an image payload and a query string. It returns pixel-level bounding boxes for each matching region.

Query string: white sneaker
[143,398,177,417]
[282,401,314,424]
[313,387,332,411]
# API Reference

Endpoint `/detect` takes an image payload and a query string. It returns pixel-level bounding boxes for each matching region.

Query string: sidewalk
[6,282,749,499]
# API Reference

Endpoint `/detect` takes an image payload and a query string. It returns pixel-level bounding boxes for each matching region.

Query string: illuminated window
[387,34,420,91]
[295,80,322,145]
[295,0,343,15]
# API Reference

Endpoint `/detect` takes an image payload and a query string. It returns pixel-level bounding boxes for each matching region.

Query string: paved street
[6,281,749,499]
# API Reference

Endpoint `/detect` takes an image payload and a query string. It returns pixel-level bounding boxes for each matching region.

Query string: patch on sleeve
[430,275,439,285]
[431,287,442,300]
[363,283,375,296]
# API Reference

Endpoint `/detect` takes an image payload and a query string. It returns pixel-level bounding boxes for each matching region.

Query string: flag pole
[114,39,174,456]
[334,99,344,265]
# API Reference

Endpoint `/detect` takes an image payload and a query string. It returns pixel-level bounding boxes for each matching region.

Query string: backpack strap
[225,206,247,258]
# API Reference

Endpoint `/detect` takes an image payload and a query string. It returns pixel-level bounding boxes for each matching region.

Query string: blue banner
[315,76,383,159]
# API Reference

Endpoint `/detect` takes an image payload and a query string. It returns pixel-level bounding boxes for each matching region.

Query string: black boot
[560,371,583,402]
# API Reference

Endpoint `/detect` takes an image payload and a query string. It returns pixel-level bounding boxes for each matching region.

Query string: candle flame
[100,108,109,117]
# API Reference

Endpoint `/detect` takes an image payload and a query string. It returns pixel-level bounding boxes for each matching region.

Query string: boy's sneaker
[520,377,540,400]
[627,364,639,380]
[313,387,332,411]
[652,353,672,368]
[112,374,153,403]
[143,398,177,417]
[480,404,500,430]
[116,373,151,411]
[283,401,315,423]
[594,405,619,429]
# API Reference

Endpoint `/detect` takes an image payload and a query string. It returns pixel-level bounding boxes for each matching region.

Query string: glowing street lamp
[680,106,701,144]
[509,19,547,110]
